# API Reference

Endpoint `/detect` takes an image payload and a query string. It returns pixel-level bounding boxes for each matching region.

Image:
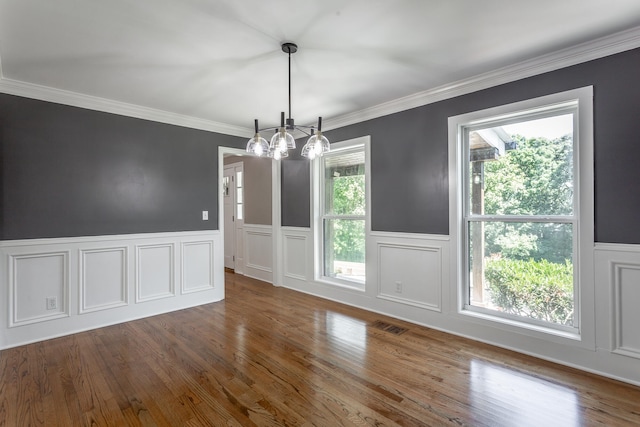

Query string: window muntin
[463,107,578,330]
[320,146,367,286]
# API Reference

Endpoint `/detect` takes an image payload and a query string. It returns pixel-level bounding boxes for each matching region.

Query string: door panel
[223,166,235,269]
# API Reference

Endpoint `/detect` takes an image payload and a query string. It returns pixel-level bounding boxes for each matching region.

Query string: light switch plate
[202,210,208,220]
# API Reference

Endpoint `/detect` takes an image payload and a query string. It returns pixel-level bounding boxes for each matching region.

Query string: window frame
[312,136,371,291]
[448,87,594,347]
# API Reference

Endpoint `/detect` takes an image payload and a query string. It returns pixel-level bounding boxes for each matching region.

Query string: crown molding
[322,26,640,131]
[0,26,639,136]
[0,77,251,137]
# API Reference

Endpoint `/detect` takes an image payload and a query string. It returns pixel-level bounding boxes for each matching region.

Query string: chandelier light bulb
[246,119,269,156]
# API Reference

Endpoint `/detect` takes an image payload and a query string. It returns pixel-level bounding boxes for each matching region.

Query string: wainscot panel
[377,242,442,312]
[595,244,640,363]
[80,247,128,314]
[136,243,175,302]
[243,224,273,283]
[181,241,215,294]
[9,251,70,326]
[284,231,309,282]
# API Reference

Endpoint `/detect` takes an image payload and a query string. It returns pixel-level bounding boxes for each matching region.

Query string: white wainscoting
[0,230,224,349]
[278,228,640,386]
[280,228,449,317]
[377,242,442,312]
[243,224,273,283]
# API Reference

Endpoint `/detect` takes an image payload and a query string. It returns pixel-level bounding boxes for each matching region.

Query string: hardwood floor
[2,272,640,426]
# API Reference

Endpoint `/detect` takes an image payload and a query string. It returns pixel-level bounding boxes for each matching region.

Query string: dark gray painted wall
[0,94,245,240]
[282,47,640,244]
[2,48,639,243]
[281,158,310,228]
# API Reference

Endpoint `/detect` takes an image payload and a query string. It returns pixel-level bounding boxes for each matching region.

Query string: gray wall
[224,155,272,225]
[281,158,310,228]
[0,94,246,240]
[281,47,640,244]
[2,47,639,243]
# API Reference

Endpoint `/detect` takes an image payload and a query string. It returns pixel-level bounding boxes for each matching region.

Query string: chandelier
[246,42,330,160]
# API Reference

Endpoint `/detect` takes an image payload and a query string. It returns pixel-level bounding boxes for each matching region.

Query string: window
[315,137,370,288]
[449,87,594,337]
[236,170,244,221]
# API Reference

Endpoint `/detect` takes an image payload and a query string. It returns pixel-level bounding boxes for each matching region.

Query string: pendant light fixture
[246,42,330,159]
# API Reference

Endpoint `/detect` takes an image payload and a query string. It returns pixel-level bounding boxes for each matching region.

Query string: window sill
[460,306,583,343]
[316,277,366,292]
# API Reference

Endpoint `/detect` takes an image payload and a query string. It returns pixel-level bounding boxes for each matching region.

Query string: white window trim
[312,136,371,291]
[448,87,595,349]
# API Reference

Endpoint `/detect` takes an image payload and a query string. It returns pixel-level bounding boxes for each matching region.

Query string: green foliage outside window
[330,174,365,263]
[483,134,573,263]
[480,133,575,325]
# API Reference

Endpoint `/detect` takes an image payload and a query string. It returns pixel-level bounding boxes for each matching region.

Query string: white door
[223,162,245,272]
[223,165,236,269]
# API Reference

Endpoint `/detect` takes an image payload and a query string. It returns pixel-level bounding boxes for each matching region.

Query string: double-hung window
[315,137,370,288]
[449,87,594,337]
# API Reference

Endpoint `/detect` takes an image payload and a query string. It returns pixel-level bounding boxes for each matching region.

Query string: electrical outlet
[202,210,209,220]
[46,296,57,310]
[395,281,402,293]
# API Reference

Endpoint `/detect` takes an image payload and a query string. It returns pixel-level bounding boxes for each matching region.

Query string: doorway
[223,161,244,273]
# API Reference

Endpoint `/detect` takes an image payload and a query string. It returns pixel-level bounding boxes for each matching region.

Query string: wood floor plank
[2,271,640,426]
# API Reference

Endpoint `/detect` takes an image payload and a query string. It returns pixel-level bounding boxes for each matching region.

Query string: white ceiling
[1,0,640,136]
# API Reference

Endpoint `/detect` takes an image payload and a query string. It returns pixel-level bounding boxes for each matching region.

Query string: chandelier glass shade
[246,119,269,157]
[246,43,330,160]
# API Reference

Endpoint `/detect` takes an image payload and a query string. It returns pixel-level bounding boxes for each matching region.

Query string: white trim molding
[0,77,250,137]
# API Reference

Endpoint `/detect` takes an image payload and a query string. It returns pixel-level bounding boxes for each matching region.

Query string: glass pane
[237,203,243,221]
[468,221,574,326]
[222,176,230,197]
[237,187,243,203]
[324,151,365,215]
[468,114,574,216]
[323,218,365,284]
[236,171,243,188]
